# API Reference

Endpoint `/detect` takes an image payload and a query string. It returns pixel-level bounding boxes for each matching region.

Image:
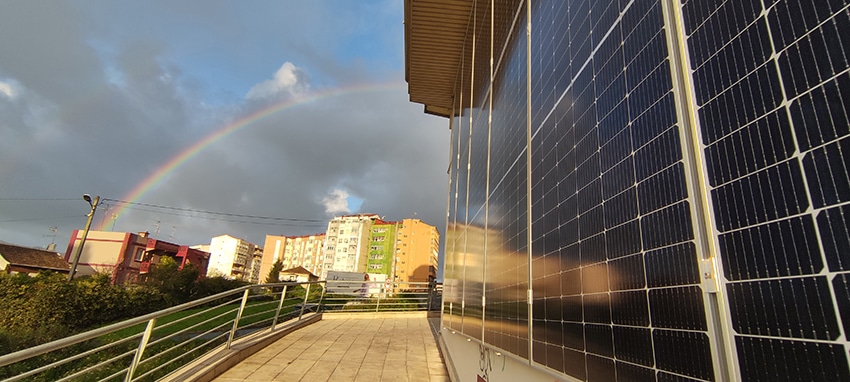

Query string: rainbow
[98,82,406,230]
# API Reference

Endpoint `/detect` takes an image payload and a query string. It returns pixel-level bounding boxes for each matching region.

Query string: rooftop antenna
[169,225,178,240]
[153,219,161,238]
[99,204,111,229]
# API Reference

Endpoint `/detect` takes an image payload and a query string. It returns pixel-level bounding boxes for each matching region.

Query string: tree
[265,261,285,294]
[265,260,283,284]
[145,257,199,304]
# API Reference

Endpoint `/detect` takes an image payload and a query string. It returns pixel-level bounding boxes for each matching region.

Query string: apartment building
[394,219,439,284]
[260,233,326,283]
[366,220,398,277]
[321,214,379,279]
[206,235,260,281]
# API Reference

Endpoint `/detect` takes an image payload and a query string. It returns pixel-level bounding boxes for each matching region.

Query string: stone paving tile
[212,314,446,382]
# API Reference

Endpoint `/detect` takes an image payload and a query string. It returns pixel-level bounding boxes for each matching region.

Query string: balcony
[138,261,151,274]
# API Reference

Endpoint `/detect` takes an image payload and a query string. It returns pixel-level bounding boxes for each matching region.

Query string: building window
[134,248,145,262]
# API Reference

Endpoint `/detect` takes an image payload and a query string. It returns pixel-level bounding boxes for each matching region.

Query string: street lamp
[67,194,100,281]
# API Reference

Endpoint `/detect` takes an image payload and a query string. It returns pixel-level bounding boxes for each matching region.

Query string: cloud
[0,80,15,99]
[0,2,449,266]
[322,189,351,215]
[245,62,308,100]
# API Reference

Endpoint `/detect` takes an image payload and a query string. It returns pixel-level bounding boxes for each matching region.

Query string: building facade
[321,214,379,279]
[259,233,326,283]
[206,235,259,281]
[394,218,439,284]
[406,0,850,381]
[64,230,209,284]
[366,220,398,277]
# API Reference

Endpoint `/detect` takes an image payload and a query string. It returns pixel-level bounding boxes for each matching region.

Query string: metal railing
[0,280,440,382]
[322,280,439,312]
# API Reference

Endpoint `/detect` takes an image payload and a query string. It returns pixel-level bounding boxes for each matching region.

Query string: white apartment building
[321,214,378,279]
[206,235,259,281]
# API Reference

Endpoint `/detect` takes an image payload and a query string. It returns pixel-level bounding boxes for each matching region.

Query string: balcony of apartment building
[0,279,447,382]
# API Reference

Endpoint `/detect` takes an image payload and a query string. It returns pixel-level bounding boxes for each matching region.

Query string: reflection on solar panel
[439,0,850,380]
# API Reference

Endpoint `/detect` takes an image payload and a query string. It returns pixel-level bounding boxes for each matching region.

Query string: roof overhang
[404,0,474,119]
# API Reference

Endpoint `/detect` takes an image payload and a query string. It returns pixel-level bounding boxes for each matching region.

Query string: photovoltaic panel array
[483,0,531,358]
[525,0,714,380]
[438,0,850,380]
[684,0,850,380]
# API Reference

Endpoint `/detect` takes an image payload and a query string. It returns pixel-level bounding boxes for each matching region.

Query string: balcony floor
[213,313,449,382]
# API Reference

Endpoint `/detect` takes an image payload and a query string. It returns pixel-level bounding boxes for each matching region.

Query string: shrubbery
[0,263,250,355]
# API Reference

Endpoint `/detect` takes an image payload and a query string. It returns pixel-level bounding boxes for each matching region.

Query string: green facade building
[366,221,397,278]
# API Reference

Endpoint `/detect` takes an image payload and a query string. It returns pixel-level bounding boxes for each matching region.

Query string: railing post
[227,289,251,349]
[375,283,382,313]
[427,282,434,311]
[125,318,156,382]
[298,283,311,320]
[317,281,326,313]
[270,284,289,331]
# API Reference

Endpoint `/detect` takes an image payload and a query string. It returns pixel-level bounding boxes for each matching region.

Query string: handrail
[0,279,439,381]
[0,281,314,367]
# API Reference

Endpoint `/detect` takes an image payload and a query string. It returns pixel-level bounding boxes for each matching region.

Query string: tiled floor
[213,314,449,382]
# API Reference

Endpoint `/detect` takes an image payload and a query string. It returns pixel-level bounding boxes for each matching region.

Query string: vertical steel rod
[227,289,250,349]
[375,283,382,312]
[270,284,288,331]
[316,282,326,313]
[125,318,155,382]
[298,284,311,320]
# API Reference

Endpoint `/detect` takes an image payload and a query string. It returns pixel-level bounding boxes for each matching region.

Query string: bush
[191,276,249,300]
[0,271,171,355]
[0,265,256,356]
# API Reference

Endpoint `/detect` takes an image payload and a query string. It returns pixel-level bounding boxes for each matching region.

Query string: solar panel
[438,0,850,380]
[684,0,850,379]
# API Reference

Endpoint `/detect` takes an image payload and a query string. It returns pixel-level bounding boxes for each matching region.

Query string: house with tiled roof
[0,243,70,275]
[279,266,319,283]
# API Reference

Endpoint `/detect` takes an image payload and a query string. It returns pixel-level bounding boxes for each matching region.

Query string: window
[134,248,145,262]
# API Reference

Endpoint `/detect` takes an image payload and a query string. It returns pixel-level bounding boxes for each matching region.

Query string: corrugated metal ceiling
[404,0,474,118]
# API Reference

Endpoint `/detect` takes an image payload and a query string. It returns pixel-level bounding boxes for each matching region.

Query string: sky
[0,1,448,263]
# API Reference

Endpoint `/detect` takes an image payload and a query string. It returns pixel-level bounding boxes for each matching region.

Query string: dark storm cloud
[0,1,448,254]
[0,2,103,103]
[136,88,448,245]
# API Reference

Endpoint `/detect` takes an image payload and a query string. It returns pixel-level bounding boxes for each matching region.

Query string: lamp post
[67,194,99,281]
